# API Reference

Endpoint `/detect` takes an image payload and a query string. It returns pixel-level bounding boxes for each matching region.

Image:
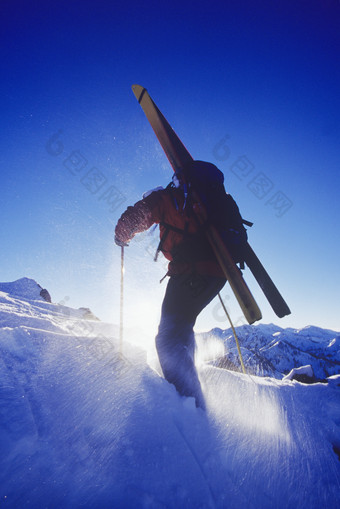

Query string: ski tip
[131,84,147,103]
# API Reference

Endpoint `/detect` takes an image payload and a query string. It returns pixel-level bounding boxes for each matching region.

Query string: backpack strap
[154,221,189,261]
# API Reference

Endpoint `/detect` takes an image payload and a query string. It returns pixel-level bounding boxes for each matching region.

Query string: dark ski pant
[155,271,226,409]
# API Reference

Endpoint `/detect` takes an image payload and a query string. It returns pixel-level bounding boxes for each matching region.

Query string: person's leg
[156,314,206,407]
[155,272,226,408]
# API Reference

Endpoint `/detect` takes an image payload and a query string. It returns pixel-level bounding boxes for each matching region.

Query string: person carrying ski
[114,160,247,410]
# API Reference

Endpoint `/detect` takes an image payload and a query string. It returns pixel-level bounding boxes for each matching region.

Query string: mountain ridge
[197,323,340,380]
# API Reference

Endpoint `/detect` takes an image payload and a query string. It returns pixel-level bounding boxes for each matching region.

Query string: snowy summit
[0,278,339,508]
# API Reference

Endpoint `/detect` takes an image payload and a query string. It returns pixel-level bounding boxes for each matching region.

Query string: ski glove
[114,235,129,248]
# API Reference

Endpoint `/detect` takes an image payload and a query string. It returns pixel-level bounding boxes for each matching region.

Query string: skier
[115,161,244,410]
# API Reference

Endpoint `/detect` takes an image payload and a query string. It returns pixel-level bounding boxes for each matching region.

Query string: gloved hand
[114,235,129,247]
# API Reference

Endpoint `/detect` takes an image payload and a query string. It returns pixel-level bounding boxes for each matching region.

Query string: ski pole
[119,246,124,355]
[218,293,246,375]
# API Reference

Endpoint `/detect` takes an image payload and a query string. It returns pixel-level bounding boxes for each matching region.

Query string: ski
[132,85,192,172]
[131,85,291,321]
[132,85,291,320]
[132,84,263,324]
[244,243,291,318]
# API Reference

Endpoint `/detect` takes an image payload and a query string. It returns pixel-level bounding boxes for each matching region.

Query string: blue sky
[1,0,339,336]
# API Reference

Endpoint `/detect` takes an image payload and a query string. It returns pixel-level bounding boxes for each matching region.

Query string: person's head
[171,169,186,189]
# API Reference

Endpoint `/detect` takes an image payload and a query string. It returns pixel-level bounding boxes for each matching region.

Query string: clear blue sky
[1,0,339,336]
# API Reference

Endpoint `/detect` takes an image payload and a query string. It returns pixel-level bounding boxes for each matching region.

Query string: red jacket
[115,187,225,277]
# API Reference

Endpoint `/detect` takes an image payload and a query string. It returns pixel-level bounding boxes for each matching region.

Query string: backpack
[155,161,251,268]
[183,160,251,267]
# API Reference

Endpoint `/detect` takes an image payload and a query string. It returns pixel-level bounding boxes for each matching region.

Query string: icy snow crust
[0,279,340,508]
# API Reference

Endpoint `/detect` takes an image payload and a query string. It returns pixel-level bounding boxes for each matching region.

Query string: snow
[197,323,340,379]
[282,364,315,381]
[0,278,340,508]
[0,277,49,302]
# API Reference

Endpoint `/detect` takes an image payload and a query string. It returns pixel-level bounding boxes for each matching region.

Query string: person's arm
[114,190,163,246]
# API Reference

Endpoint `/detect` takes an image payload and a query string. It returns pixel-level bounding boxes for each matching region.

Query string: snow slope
[0,279,340,508]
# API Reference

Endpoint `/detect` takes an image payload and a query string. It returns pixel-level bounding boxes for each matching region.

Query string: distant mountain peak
[0,277,51,303]
[197,322,340,380]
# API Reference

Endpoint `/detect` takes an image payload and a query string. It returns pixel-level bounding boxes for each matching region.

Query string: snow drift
[0,278,339,508]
